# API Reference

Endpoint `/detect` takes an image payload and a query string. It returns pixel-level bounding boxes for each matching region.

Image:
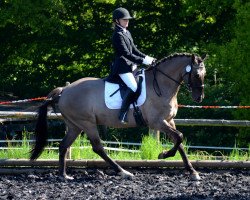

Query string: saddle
[104,69,147,126]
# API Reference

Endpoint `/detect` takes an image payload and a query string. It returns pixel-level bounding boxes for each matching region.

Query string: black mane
[146,53,193,71]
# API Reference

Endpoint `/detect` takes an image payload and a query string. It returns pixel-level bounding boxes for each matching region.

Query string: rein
[149,62,191,97]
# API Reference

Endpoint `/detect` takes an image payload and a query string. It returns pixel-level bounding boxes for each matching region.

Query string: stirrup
[120,119,128,124]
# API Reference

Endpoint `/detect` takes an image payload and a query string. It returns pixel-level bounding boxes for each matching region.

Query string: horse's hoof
[190,172,201,181]
[158,152,164,159]
[118,170,134,179]
[59,174,74,181]
[158,150,168,159]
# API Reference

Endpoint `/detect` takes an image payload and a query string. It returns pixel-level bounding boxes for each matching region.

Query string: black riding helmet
[113,7,133,21]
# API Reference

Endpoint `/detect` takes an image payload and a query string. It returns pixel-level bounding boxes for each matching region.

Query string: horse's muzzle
[194,95,203,103]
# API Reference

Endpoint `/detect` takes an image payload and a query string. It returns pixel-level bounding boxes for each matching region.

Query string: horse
[30,53,207,180]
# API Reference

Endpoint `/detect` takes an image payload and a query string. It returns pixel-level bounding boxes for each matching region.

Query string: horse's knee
[171,131,183,144]
[177,132,183,143]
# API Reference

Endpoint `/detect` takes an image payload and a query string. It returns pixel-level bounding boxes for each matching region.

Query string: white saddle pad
[104,70,146,109]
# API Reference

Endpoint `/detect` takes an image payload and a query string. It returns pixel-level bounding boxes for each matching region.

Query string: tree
[213,1,250,146]
[0,0,248,147]
[0,0,114,97]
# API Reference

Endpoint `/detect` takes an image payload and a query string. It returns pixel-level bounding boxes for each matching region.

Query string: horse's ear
[192,54,198,64]
[201,54,208,61]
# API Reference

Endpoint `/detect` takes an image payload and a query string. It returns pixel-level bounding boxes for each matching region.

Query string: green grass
[0,133,249,161]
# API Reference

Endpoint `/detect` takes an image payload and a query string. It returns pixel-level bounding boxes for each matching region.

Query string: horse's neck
[147,57,189,96]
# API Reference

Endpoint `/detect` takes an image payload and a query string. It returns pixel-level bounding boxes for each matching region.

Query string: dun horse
[30,53,207,180]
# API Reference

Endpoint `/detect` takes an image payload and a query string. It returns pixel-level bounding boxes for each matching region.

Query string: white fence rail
[0,111,249,154]
[0,111,249,127]
[0,139,249,151]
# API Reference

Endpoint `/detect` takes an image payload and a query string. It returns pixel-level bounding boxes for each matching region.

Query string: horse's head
[183,54,207,103]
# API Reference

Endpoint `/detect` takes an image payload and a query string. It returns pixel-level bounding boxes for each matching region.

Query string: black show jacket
[106,25,146,83]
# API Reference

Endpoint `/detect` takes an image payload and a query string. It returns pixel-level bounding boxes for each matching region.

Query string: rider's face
[118,19,129,28]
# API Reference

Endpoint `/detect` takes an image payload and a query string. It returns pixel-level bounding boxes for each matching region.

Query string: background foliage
[0,0,249,147]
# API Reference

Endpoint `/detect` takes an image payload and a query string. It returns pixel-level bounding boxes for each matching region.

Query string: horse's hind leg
[59,122,81,180]
[84,122,133,179]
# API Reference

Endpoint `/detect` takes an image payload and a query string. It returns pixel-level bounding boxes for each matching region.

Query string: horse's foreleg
[178,144,201,180]
[86,123,133,179]
[59,124,81,180]
[159,119,201,180]
[158,119,183,158]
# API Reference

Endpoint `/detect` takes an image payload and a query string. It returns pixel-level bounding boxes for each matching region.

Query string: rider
[108,7,155,124]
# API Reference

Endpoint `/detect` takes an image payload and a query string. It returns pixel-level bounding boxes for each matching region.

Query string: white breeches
[119,72,138,92]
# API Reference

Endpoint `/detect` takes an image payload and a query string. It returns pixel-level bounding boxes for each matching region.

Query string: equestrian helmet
[113,7,133,20]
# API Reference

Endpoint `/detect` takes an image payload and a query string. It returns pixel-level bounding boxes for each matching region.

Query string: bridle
[182,64,205,92]
[150,59,204,97]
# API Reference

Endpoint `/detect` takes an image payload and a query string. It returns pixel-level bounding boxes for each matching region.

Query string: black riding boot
[119,88,135,124]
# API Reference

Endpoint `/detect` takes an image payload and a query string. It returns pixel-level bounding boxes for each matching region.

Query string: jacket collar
[115,24,127,33]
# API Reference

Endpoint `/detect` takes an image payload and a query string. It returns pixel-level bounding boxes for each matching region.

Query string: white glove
[132,64,137,71]
[143,56,154,65]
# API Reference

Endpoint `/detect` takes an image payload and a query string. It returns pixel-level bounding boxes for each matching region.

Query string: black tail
[30,87,63,160]
[30,101,50,160]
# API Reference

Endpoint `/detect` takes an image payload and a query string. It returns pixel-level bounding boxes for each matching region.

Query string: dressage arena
[0,164,249,200]
[0,100,249,199]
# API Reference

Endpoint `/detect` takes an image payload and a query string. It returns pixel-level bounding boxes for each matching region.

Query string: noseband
[150,61,204,96]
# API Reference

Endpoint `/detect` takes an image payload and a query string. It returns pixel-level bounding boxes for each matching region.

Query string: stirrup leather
[119,111,128,124]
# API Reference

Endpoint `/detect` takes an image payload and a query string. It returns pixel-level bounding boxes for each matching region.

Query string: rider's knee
[119,72,137,92]
[130,84,137,92]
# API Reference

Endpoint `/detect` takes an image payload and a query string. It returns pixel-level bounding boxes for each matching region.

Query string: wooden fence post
[149,129,160,143]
